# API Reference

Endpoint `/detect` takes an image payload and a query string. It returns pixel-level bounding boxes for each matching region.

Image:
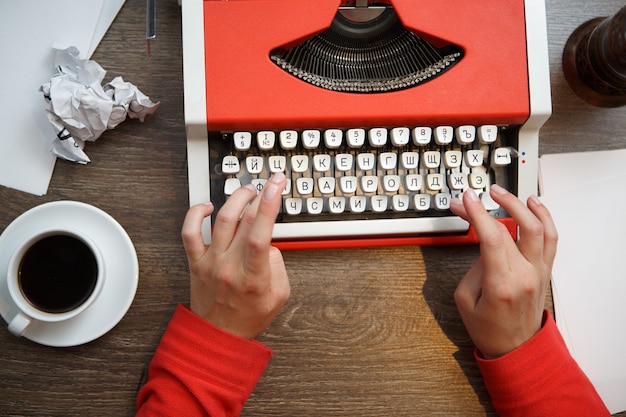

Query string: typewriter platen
[181,0,551,249]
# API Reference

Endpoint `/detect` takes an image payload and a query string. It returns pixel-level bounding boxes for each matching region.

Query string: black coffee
[18,235,98,314]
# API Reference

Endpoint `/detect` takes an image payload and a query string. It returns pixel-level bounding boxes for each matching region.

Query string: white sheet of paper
[539,150,626,414]
[0,0,124,196]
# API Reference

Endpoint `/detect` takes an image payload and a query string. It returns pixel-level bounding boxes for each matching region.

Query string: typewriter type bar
[181,0,551,249]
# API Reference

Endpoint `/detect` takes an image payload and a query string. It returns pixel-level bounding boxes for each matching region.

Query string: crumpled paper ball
[40,43,160,164]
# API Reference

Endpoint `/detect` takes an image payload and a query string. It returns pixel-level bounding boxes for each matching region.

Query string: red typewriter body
[201,0,530,130]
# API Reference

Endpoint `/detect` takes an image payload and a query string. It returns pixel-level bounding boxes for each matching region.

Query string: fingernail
[262,173,286,202]
[465,187,479,202]
[202,201,214,208]
[529,195,543,206]
[244,183,257,194]
[450,196,463,209]
[270,172,286,184]
[490,184,508,196]
[263,183,279,201]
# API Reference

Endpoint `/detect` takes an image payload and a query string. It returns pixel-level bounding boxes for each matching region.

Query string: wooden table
[1,1,624,415]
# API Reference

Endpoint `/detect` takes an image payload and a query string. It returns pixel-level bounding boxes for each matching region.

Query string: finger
[181,202,215,261]
[210,184,258,253]
[449,195,468,219]
[461,188,512,272]
[236,183,265,233]
[489,185,544,265]
[527,195,558,269]
[454,258,485,312]
[237,174,286,236]
[237,174,287,273]
[268,246,291,306]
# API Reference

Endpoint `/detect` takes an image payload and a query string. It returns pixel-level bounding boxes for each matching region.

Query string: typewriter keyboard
[208,124,518,236]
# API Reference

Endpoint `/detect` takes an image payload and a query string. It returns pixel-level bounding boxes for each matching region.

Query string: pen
[146,0,156,56]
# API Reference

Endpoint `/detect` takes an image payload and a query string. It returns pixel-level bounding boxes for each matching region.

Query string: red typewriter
[181,0,552,249]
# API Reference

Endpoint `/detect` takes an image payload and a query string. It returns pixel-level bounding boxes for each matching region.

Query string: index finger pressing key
[237,174,287,268]
[462,188,514,272]
[210,184,259,253]
[489,185,546,266]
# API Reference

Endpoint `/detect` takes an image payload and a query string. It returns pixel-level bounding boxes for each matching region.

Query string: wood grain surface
[1,0,625,416]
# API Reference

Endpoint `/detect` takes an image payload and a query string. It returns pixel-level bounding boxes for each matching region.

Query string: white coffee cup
[5,228,105,337]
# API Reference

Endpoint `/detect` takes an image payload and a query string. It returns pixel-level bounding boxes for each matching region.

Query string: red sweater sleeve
[136,305,272,417]
[477,310,609,417]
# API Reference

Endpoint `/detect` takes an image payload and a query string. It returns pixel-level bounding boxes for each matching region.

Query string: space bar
[272,216,470,240]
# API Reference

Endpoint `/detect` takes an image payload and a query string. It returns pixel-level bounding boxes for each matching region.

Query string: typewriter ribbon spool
[270,6,464,93]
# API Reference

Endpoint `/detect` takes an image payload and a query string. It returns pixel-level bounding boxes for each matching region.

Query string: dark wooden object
[563,5,626,107]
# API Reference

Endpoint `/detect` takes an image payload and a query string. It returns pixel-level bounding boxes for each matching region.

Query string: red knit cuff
[157,305,273,394]
[476,311,570,406]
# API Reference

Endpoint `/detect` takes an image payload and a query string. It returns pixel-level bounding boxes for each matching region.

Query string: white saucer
[0,201,138,347]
